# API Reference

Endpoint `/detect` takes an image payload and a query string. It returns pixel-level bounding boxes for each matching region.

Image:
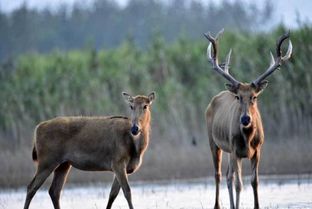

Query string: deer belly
[235,147,255,159]
[67,154,113,171]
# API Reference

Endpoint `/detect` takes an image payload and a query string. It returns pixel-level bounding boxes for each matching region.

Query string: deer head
[122,92,156,135]
[204,29,292,127]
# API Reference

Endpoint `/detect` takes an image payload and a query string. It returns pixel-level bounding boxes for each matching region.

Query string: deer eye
[235,95,240,100]
[143,105,148,110]
[250,96,257,103]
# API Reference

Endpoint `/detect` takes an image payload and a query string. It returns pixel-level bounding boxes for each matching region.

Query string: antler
[252,31,293,86]
[204,29,240,88]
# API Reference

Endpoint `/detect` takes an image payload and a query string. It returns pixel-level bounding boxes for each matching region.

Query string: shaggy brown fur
[23,92,155,209]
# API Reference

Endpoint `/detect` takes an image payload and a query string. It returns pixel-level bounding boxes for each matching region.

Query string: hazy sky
[0,0,311,28]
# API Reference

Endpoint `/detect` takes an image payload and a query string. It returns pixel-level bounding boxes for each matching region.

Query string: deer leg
[210,140,222,209]
[234,158,243,209]
[251,151,260,209]
[49,162,71,209]
[106,176,121,209]
[226,155,235,209]
[23,164,57,209]
[113,165,134,209]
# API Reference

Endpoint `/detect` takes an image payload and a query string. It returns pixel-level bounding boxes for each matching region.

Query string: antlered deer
[204,29,292,209]
[23,92,156,209]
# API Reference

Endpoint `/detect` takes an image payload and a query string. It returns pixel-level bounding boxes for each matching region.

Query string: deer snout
[240,115,251,127]
[131,124,140,135]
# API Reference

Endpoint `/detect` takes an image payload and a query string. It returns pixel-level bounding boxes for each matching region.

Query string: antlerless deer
[23,92,155,209]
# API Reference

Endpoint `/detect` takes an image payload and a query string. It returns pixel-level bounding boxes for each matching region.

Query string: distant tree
[0,0,273,61]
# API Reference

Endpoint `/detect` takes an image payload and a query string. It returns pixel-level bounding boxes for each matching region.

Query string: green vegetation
[0,26,312,188]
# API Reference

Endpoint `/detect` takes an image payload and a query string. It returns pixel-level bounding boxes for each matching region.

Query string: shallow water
[1,175,311,209]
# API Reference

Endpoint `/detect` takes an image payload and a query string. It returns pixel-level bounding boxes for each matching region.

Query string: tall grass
[0,26,311,188]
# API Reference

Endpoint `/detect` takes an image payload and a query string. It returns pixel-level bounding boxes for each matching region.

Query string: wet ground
[1,175,311,209]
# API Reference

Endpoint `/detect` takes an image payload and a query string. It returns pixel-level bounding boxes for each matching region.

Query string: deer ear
[122,92,134,103]
[225,83,239,94]
[251,80,268,93]
[148,92,156,104]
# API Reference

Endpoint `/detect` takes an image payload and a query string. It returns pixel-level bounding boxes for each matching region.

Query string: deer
[204,29,292,209]
[23,92,156,209]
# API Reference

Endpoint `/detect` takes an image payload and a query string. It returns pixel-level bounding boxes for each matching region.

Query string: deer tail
[32,125,39,162]
[32,145,37,162]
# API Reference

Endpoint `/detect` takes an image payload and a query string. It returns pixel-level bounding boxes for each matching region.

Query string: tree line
[0,0,272,61]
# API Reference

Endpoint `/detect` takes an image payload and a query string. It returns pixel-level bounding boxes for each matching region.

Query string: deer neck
[136,111,151,156]
[241,123,256,141]
[239,112,259,158]
[239,103,259,141]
